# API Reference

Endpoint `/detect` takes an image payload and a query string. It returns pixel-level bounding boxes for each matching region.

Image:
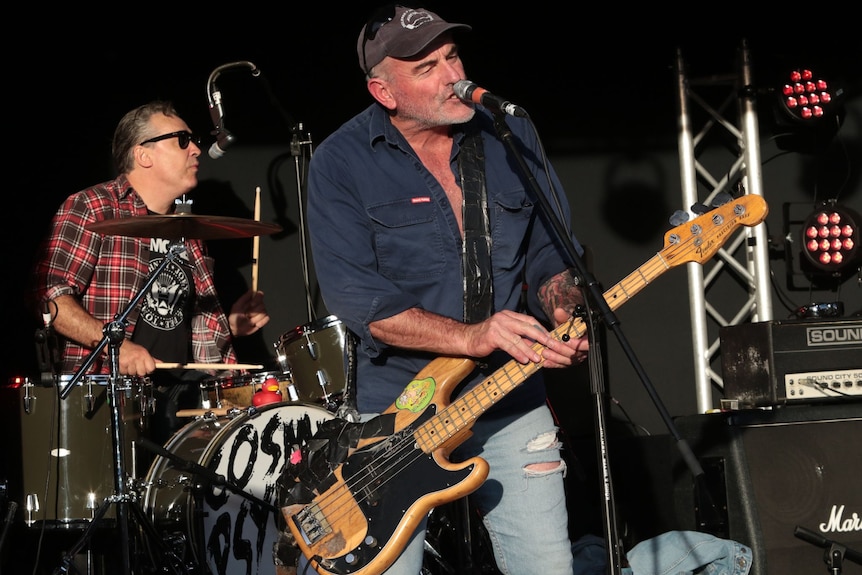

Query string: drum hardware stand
[35,300,62,384]
[422,497,500,575]
[55,241,195,575]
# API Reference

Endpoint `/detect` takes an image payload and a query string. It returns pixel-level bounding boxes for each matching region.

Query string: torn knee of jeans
[524,430,566,477]
[526,430,561,452]
[524,459,567,477]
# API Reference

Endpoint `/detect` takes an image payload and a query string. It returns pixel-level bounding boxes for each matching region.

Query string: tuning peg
[669,210,690,226]
[690,202,709,215]
[711,192,733,207]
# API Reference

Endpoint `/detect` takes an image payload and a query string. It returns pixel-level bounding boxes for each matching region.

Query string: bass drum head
[197,403,334,575]
[142,414,231,534]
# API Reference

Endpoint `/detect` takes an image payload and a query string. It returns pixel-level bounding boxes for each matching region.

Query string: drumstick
[155,362,263,370]
[252,186,261,292]
[176,407,236,418]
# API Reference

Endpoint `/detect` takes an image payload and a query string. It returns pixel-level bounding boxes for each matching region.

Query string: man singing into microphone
[303,5,589,574]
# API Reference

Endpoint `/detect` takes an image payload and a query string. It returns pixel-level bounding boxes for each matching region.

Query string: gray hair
[112,100,180,174]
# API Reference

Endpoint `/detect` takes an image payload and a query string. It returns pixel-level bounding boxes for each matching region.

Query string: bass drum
[142,403,334,575]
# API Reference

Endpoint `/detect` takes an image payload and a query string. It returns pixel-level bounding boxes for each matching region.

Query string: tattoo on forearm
[538,270,583,319]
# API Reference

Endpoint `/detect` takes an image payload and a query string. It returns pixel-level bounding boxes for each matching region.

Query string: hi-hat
[86,213,283,240]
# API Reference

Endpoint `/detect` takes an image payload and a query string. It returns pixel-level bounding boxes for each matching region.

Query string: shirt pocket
[490,188,534,271]
[368,199,447,280]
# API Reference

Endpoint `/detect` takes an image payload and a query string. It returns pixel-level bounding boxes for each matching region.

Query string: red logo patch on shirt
[411,197,431,203]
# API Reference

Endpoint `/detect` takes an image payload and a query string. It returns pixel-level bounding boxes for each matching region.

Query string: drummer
[30,100,271,446]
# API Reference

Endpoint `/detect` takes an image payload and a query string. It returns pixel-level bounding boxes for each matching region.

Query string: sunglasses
[360,3,399,76]
[139,130,202,150]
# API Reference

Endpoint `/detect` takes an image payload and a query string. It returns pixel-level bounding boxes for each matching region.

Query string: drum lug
[85,382,95,413]
[22,379,35,414]
[307,340,318,360]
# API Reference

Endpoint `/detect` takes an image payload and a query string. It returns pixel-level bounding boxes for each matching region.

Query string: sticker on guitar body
[395,378,436,412]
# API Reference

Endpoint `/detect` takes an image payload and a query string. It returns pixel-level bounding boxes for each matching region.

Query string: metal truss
[674,40,774,413]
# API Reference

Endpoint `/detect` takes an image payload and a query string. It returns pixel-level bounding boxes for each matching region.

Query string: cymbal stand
[55,241,193,575]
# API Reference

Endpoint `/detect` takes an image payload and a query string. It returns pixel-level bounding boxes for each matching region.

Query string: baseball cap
[357,5,471,75]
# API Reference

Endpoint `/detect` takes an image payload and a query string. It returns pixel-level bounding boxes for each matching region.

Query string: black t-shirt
[131,236,194,363]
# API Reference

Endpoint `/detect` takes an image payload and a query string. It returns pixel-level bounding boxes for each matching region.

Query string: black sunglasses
[139,130,202,150]
[360,3,399,76]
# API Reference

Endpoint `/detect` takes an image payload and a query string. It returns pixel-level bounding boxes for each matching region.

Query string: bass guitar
[284,194,769,575]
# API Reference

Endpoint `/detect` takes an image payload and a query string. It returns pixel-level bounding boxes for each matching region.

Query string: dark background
[5,5,861,410]
[1,6,861,572]
[5,3,861,416]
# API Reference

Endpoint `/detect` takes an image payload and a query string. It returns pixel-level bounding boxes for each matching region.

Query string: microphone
[208,85,236,159]
[205,61,260,159]
[35,302,60,377]
[454,80,528,118]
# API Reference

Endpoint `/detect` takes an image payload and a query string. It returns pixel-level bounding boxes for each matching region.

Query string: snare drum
[142,403,334,575]
[18,374,151,525]
[200,370,296,409]
[274,315,347,407]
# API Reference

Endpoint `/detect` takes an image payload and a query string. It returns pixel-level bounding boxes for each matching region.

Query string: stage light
[771,65,846,153]
[799,201,860,285]
[777,68,842,124]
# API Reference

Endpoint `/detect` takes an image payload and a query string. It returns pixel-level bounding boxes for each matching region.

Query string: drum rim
[200,370,287,388]
[277,314,344,344]
[57,373,150,385]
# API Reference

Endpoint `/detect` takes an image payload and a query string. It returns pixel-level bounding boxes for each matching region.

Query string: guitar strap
[459,128,494,323]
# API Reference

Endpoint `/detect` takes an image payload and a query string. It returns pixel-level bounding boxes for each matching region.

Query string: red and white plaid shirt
[33,174,237,374]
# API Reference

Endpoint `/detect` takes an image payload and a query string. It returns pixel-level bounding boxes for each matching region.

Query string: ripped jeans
[346,403,574,575]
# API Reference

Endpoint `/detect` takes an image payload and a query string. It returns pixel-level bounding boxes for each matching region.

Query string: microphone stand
[795,526,862,574]
[289,124,316,323]
[204,61,317,322]
[206,61,260,157]
[55,241,193,575]
[490,112,707,574]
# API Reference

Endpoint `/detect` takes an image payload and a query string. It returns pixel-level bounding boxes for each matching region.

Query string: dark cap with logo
[357,5,471,74]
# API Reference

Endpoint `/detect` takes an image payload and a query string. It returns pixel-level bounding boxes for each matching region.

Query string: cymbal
[86,213,283,240]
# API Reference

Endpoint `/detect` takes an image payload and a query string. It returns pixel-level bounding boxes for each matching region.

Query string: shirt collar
[367,103,470,152]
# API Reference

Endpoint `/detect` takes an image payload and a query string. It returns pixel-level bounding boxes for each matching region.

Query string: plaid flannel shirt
[33,174,236,374]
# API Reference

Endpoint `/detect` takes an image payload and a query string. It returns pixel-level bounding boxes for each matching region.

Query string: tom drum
[17,374,151,525]
[274,315,347,408]
[199,370,296,409]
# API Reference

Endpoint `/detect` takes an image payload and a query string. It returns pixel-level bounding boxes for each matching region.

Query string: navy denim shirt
[307,103,582,413]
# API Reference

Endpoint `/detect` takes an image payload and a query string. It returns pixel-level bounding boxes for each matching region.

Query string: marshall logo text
[819,504,862,534]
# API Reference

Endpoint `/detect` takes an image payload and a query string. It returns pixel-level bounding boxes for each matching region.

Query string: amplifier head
[720,318,862,408]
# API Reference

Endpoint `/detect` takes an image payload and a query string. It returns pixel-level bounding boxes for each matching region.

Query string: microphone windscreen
[208,143,226,159]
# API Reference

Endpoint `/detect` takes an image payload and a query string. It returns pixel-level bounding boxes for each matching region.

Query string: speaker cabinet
[672,404,862,575]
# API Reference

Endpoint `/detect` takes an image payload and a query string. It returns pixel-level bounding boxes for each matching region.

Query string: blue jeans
[298,403,573,574]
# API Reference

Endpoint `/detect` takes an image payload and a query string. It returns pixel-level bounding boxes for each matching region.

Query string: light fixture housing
[770,64,846,153]
[799,201,861,286]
